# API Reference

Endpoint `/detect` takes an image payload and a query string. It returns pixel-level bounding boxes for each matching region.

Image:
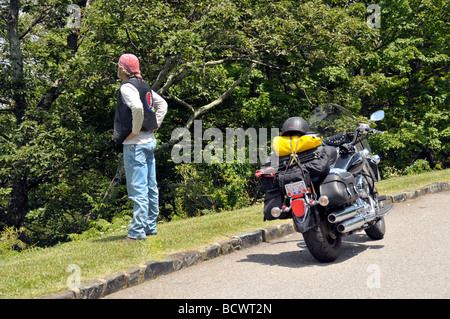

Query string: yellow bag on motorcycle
[273,135,323,156]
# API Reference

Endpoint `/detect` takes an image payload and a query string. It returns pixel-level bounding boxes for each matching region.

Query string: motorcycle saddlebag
[319,169,358,206]
[263,188,290,220]
[255,163,278,191]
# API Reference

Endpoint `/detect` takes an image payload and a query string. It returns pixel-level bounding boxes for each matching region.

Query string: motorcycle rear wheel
[303,219,342,262]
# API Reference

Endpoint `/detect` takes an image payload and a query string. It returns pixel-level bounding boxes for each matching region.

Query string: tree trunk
[2,0,87,230]
[7,0,28,124]
[5,177,29,228]
[3,0,29,229]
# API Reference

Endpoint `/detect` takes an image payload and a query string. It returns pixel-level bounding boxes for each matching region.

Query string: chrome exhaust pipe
[337,212,376,233]
[327,204,363,223]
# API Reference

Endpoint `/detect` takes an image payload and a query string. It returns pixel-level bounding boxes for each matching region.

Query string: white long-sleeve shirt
[119,82,168,145]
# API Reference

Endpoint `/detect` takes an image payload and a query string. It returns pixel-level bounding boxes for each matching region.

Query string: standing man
[114,54,168,242]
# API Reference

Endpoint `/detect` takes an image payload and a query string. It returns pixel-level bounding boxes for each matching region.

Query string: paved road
[106,191,450,299]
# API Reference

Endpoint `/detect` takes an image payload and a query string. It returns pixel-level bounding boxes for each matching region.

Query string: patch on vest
[145,91,155,113]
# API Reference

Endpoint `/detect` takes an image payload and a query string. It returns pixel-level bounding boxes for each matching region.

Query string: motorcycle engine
[355,174,370,198]
[355,174,378,217]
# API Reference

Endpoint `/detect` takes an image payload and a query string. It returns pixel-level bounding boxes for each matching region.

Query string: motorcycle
[257,104,394,262]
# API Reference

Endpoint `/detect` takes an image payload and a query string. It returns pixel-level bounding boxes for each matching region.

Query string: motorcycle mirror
[370,110,385,121]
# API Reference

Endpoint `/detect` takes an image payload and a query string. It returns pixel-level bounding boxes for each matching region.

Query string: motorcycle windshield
[308,103,372,153]
[308,103,360,138]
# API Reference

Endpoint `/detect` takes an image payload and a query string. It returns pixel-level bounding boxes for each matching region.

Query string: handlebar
[350,126,384,145]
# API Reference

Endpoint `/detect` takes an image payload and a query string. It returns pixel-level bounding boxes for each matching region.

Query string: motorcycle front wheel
[364,216,386,240]
[302,219,342,262]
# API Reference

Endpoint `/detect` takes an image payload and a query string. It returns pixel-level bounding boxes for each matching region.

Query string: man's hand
[125,132,137,140]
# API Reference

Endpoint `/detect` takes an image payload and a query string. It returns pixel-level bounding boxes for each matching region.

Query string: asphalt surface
[105,191,450,299]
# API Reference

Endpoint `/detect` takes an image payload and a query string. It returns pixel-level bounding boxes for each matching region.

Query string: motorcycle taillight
[291,198,306,218]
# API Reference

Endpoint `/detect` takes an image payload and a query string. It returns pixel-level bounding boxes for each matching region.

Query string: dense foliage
[0,0,448,247]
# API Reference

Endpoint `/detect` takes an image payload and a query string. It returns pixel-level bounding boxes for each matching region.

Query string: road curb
[36,182,449,299]
[390,181,449,202]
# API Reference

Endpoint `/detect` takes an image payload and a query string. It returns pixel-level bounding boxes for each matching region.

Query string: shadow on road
[237,233,384,267]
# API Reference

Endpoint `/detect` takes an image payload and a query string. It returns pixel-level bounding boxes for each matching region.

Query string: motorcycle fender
[368,160,381,182]
[292,205,319,233]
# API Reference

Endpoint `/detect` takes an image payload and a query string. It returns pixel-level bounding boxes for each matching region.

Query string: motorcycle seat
[324,132,354,147]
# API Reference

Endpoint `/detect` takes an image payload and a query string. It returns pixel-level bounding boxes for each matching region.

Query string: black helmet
[281,117,310,136]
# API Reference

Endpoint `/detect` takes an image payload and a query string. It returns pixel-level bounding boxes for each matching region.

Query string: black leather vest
[113,77,158,145]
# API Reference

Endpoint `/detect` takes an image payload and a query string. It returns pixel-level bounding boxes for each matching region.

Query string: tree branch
[294,82,314,107]
[152,58,175,91]
[0,98,12,106]
[19,8,50,41]
[124,27,139,52]
[165,94,195,113]
[193,62,256,120]
[204,56,282,70]
[158,65,188,95]
[0,131,10,142]
[36,79,64,111]
[156,62,256,153]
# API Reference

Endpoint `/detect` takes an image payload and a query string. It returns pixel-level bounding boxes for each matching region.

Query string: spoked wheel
[302,219,342,262]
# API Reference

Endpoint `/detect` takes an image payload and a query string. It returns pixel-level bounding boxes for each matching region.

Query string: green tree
[350,0,450,172]
[0,0,118,244]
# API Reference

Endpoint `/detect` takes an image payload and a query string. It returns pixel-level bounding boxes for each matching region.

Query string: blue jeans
[123,140,159,239]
